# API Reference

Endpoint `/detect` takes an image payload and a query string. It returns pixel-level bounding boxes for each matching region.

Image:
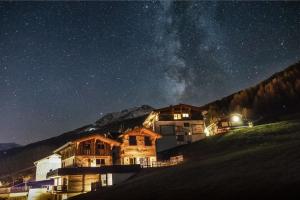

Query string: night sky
[0,1,299,144]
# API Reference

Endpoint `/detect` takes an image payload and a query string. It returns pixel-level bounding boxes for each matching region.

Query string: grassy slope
[73,119,300,200]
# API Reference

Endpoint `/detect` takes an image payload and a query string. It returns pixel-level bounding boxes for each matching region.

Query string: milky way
[0,1,299,144]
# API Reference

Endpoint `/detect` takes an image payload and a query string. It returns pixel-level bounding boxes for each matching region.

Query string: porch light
[231,114,241,123]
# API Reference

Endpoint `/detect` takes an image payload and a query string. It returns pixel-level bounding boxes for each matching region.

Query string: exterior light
[231,114,241,123]
[248,121,253,128]
[204,128,210,136]
[182,113,189,118]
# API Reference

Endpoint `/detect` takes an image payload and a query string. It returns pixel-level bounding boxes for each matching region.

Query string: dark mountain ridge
[201,61,300,123]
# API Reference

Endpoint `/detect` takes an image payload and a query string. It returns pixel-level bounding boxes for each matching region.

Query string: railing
[10,186,29,193]
[141,155,184,168]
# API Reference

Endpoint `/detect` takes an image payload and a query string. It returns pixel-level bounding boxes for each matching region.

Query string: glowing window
[182,113,189,118]
[174,114,182,120]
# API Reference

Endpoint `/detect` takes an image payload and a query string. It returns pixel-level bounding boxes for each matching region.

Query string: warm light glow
[231,114,241,123]
[182,113,189,118]
[248,121,253,128]
[204,128,210,136]
[174,114,182,120]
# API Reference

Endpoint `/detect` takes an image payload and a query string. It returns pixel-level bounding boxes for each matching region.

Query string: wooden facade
[54,134,120,168]
[118,127,161,166]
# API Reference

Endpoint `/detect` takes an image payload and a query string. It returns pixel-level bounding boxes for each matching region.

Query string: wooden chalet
[53,134,120,168]
[117,127,161,166]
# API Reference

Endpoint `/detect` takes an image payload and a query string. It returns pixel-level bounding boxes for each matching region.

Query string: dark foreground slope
[73,119,300,200]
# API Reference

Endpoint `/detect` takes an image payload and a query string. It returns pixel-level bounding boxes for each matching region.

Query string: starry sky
[0,1,299,144]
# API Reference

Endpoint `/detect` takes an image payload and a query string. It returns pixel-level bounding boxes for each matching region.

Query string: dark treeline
[202,61,300,122]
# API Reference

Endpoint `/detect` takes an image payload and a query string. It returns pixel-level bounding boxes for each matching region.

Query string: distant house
[205,113,250,136]
[53,134,121,168]
[34,154,61,181]
[117,127,161,167]
[143,104,206,151]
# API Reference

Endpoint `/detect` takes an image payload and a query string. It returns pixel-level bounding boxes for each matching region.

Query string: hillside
[72,118,300,200]
[202,61,300,123]
[0,106,152,179]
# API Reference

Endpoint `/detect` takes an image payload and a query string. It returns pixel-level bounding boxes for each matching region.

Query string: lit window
[174,114,182,120]
[182,113,189,118]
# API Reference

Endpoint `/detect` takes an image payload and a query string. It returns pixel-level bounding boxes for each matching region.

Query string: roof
[34,153,61,166]
[71,133,121,146]
[119,127,161,139]
[53,133,121,153]
[153,103,203,112]
[47,165,141,178]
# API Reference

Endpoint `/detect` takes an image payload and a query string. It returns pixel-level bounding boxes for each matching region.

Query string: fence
[141,155,184,168]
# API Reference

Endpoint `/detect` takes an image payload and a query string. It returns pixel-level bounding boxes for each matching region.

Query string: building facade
[118,127,161,167]
[144,104,206,152]
[53,134,121,168]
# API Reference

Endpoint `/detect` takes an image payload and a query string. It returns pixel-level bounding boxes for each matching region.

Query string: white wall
[35,154,61,181]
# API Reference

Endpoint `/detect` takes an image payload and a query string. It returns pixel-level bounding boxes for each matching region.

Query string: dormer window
[174,114,182,120]
[182,113,189,118]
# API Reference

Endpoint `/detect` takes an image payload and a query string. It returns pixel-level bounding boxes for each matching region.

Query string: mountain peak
[95,105,154,127]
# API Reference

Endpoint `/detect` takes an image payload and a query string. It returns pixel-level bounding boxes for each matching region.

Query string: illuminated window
[174,114,182,120]
[182,113,189,118]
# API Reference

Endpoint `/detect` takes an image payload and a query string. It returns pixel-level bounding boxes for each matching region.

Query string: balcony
[10,186,29,193]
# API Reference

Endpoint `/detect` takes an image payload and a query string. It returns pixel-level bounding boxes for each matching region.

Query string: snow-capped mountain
[95,105,154,127]
[0,143,20,151]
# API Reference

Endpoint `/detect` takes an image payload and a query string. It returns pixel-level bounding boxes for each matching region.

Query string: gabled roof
[153,103,203,112]
[119,127,161,139]
[72,133,121,146]
[53,133,121,153]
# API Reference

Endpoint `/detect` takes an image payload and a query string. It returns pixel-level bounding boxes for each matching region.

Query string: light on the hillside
[204,128,210,136]
[231,114,241,123]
